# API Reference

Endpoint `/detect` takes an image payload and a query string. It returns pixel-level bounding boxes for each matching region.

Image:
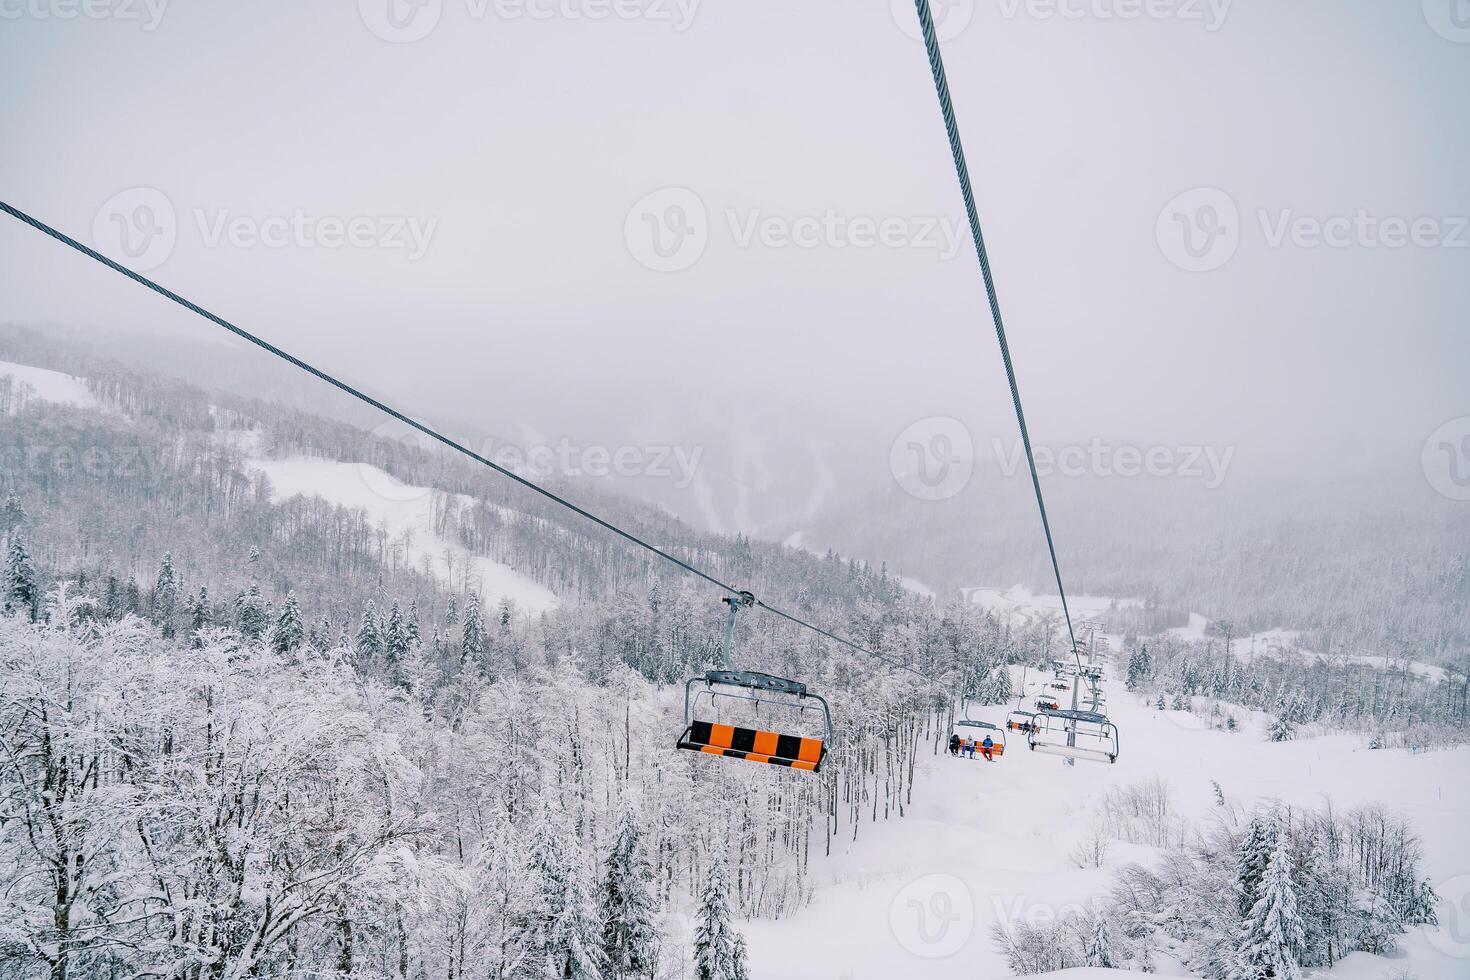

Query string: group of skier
[948,732,996,761]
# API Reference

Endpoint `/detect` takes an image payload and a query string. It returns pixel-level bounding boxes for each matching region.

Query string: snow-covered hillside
[0,358,100,411]
[741,650,1470,980]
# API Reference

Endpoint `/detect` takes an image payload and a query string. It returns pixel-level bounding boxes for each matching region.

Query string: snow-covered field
[965,586,1141,624]
[248,455,558,614]
[742,652,1470,980]
[0,358,100,411]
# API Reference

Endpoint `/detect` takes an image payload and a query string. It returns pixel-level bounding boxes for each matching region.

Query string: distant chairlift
[1025,707,1120,764]
[675,593,832,774]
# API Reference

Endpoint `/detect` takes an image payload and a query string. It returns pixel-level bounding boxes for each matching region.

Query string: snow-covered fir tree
[355,598,383,663]
[522,809,604,980]
[600,806,659,980]
[1233,836,1306,980]
[1086,913,1116,968]
[462,590,486,670]
[693,857,748,980]
[271,590,304,654]
[235,582,269,640]
[153,552,180,638]
[4,534,38,621]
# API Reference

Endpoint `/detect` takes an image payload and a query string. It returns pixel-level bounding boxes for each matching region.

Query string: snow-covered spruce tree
[1268,712,1296,742]
[0,487,24,540]
[462,590,486,670]
[153,551,180,638]
[271,590,304,655]
[4,533,38,621]
[1086,913,1116,968]
[235,582,269,640]
[1126,646,1152,691]
[522,811,604,980]
[385,599,410,685]
[694,857,748,980]
[1236,813,1279,917]
[600,806,659,980]
[1233,837,1306,980]
[355,598,383,664]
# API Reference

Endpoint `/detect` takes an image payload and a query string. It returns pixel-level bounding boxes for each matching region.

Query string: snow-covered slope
[0,358,100,411]
[742,653,1470,980]
[248,455,558,614]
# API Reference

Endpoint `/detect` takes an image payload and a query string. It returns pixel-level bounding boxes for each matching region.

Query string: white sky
[1,0,1466,480]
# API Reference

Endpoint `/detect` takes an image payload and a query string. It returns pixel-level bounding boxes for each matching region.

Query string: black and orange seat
[678,720,826,773]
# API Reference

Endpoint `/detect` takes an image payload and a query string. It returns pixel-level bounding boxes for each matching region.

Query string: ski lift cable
[910,0,1081,669]
[0,199,938,685]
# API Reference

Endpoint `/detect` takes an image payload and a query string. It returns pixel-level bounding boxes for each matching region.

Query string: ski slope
[248,455,558,614]
[742,650,1470,980]
[0,358,100,411]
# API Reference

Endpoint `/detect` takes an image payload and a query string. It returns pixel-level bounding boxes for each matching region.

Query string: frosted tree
[1233,837,1305,980]
[1268,712,1296,742]
[462,590,486,670]
[1236,813,1279,916]
[0,487,24,540]
[522,813,604,980]
[385,599,410,684]
[694,857,746,980]
[154,552,180,637]
[4,534,38,621]
[1086,913,1116,968]
[271,590,305,654]
[356,599,383,663]
[235,583,269,640]
[600,806,659,980]
[406,598,422,647]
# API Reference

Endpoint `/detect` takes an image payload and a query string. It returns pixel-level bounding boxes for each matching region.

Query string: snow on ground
[743,653,1470,980]
[1167,616,1447,683]
[207,407,556,612]
[965,586,1140,624]
[0,358,100,411]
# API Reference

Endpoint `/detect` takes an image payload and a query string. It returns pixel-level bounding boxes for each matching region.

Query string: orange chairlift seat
[676,594,832,774]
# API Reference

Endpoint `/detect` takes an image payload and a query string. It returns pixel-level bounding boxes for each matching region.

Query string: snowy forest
[1,331,1467,980]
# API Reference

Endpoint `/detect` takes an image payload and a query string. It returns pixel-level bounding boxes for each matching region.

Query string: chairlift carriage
[1025,707,1120,764]
[951,719,1006,759]
[676,594,832,774]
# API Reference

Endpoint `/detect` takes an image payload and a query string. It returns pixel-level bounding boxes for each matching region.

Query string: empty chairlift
[1025,707,1120,764]
[676,594,832,774]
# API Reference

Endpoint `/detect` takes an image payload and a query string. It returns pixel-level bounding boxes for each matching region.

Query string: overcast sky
[2,0,1467,485]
